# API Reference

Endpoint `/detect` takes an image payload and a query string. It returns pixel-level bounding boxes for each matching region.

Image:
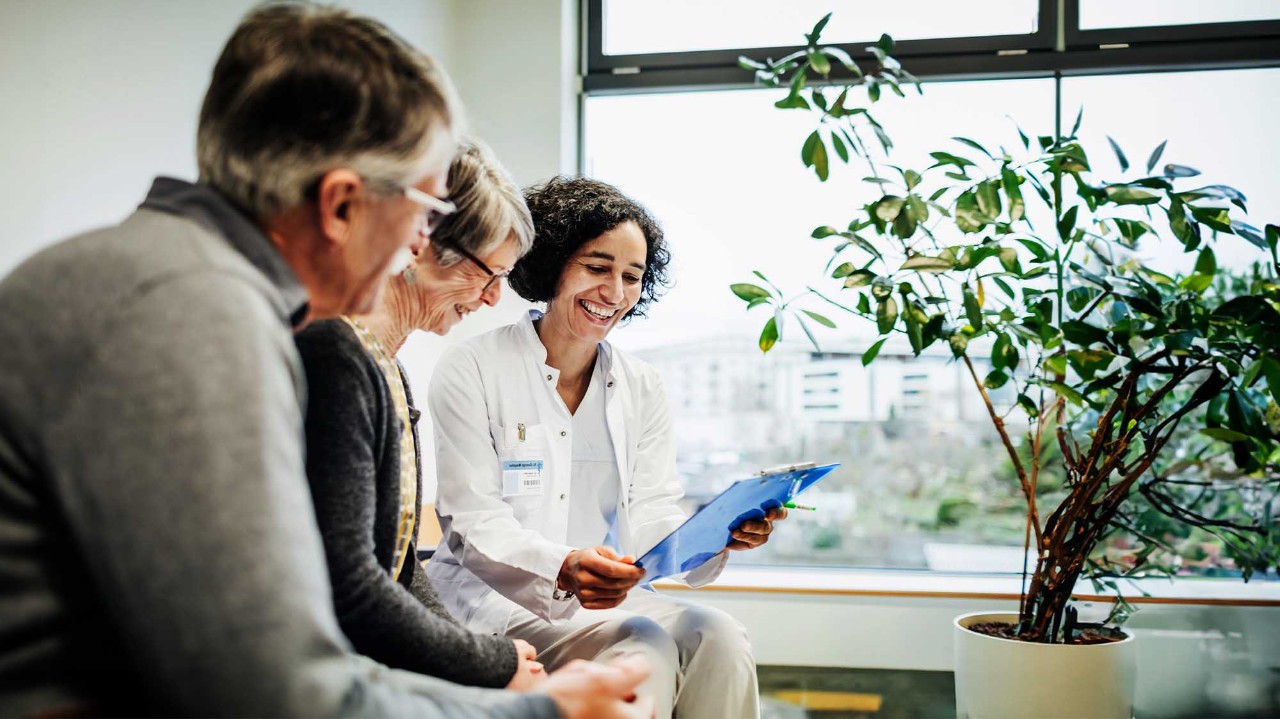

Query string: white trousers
[503,589,760,719]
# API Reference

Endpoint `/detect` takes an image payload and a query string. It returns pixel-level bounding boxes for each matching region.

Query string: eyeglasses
[403,186,457,236]
[437,239,510,295]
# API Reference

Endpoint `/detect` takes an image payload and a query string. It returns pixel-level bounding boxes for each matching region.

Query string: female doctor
[426,176,785,719]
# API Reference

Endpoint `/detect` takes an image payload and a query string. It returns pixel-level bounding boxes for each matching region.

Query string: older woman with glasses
[294,140,545,691]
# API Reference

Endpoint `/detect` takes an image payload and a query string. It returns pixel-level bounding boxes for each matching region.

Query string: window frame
[583,0,1280,94]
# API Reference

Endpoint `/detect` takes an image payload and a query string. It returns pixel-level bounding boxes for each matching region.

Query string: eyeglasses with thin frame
[437,239,511,295]
[403,186,457,236]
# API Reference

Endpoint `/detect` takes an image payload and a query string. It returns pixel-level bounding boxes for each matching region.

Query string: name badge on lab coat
[502,459,545,496]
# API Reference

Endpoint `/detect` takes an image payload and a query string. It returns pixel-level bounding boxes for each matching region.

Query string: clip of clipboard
[634,462,839,582]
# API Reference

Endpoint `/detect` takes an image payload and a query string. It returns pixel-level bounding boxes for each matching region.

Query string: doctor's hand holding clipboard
[556,506,789,609]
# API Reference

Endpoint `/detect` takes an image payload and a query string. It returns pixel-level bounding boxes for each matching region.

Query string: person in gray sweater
[297,141,543,690]
[0,4,649,717]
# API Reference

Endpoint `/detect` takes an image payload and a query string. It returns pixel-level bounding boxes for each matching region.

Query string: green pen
[783,501,816,511]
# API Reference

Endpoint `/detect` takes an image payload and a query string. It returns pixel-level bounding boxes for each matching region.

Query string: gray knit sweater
[0,178,557,718]
[296,319,519,688]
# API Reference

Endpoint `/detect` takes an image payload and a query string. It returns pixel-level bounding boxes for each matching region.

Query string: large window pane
[1079,0,1279,30]
[1060,68,1280,275]
[602,0,1038,56]
[584,79,1056,571]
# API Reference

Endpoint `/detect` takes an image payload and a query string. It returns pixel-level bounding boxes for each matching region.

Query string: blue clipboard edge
[634,462,841,580]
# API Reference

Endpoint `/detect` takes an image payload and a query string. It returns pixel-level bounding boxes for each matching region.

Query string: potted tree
[734,15,1280,718]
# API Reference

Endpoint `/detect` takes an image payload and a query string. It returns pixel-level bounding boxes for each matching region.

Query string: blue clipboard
[635,462,839,582]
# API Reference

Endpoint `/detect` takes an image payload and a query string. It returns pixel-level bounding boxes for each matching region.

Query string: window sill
[653,564,1280,606]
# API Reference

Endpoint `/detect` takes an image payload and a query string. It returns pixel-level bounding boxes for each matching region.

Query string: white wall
[0,0,579,495]
[0,0,460,276]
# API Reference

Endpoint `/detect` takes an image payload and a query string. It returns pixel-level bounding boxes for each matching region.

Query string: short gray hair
[196,2,461,219]
[431,139,534,267]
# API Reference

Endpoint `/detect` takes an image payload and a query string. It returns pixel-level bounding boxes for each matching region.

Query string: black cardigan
[295,319,517,688]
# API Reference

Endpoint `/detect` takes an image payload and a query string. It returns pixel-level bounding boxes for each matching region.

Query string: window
[600,0,1040,56]
[1078,0,1280,30]
[583,2,1280,579]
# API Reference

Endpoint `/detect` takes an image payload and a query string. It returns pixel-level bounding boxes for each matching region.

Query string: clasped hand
[727,505,788,551]
[557,546,644,610]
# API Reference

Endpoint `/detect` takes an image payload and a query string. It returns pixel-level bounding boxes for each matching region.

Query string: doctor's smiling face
[544,221,647,345]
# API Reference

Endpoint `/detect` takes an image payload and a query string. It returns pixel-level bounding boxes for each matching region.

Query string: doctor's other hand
[727,506,788,551]
[557,546,644,609]
[506,638,546,691]
[543,656,655,719]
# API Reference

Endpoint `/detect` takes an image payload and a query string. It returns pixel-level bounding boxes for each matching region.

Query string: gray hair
[196,2,462,219]
[431,139,534,267]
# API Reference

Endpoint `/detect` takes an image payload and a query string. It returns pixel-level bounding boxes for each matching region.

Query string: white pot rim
[954,610,1134,647]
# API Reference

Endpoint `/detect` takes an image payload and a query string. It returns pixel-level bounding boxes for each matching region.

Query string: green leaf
[900,255,954,273]
[1070,106,1083,138]
[903,169,922,190]
[806,13,832,44]
[796,314,821,351]
[831,262,855,278]
[861,337,887,366]
[1002,166,1025,222]
[876,296,899,334]
[1194,246,1217,277]
[1168,198,1199,249]
[1067,286,1101,313]
[1263,357,1280,406]
[1146,140,1167,173]
[1067,348,1117,381]
[844,269,877,288]
[997,247,1020,273]
[953,136,993,159]
[802,130,820,167]
[1106,135,1129,173]
[1105,185,1161,205]
[856,292,872,314]
[875,196,905,221]
[1163,164,1201,178]
[962,284,982,329]
[984,369,1009,389]
[802,309,837,328]
[1047,381,1087,407]
[759,316,778,353]
[976,181,1002,218]
[954,192,990,234]
[812,225,840,239]
[948,332,969,357]
[1267,224,1279,252]
[871,276,894,300]
[991,333,1018,370]
[731,283,771,301]
[993,277,1016,301]
[1200,428,1254,443]
[1044,354,1068,376]
[806,50,831,76]
[831,132,850,162]
[822,46,861,74]
[746,296,771,310]
[905,194,929,222]
[1058,205,1079,241]
[1231,221,1267,249]
[1190,206,1232,233]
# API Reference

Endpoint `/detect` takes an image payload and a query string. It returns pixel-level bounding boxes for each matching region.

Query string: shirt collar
[517,309,617,383]
[140,177,310,328]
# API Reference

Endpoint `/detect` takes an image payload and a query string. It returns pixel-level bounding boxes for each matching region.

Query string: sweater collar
[140,177,310,328]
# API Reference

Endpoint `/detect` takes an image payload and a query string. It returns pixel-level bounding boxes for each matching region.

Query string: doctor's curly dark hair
[510,176,671,321]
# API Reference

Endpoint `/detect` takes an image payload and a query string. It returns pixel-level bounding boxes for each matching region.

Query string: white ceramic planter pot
[954,611,1137,719]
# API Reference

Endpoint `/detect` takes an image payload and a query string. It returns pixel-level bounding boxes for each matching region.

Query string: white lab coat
[425,311,726,629]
